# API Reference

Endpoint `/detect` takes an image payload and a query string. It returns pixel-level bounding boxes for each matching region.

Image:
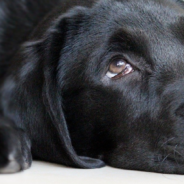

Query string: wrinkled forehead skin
[60,0,184,174]
[92,0,184,64]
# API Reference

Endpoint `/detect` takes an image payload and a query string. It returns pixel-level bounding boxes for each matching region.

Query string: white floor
[0,161,184,184]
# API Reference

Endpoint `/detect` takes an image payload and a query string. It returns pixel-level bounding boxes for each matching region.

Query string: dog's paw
[0,126,32,173]
[0,154,22,174]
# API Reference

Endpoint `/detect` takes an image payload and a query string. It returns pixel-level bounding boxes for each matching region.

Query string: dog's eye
[106,59,134,79]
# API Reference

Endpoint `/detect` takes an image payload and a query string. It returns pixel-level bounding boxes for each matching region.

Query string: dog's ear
[29,7,105,169]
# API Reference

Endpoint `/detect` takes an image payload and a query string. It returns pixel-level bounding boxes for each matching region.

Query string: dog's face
[37,0,184,173]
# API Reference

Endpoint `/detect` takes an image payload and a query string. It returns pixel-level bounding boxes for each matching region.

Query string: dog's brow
[108,28,149,55]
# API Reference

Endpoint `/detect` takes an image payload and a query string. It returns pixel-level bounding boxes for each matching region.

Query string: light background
[1,161,184,184]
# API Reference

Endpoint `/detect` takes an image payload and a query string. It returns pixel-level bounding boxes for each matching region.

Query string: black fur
[0,0,184,174]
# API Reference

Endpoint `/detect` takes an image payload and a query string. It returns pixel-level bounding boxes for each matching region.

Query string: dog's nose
[175,103,184,119]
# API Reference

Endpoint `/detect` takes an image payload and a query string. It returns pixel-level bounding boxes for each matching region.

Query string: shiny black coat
[0,0,184,174]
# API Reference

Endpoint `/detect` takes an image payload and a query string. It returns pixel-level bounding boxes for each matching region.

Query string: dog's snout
[175,103,184,119]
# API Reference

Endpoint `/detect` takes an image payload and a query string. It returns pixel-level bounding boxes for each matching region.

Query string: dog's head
[26,0,184,173]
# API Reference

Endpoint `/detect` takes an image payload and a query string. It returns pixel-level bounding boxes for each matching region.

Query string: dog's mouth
[103,135,184,174]
[156,137,184,164]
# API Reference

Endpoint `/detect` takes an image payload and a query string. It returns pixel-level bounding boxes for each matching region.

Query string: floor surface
[1,161,184,184]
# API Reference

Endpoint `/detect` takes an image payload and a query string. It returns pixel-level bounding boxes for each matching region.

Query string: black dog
[0,0,184,174]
